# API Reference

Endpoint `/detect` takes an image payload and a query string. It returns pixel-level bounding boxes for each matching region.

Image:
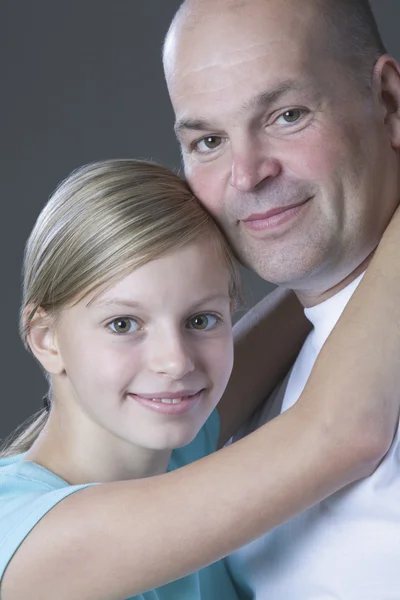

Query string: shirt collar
[304,272,366,348]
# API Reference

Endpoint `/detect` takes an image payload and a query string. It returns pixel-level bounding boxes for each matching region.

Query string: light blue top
[0,410,240,599]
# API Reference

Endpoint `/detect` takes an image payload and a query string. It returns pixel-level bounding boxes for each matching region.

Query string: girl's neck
[24,410,172,485]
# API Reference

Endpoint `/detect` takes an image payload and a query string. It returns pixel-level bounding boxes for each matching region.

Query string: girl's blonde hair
[1,159,240,458]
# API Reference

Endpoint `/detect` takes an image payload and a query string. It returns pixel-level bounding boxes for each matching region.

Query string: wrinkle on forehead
[165,0,317,81]
[168,39,285,87]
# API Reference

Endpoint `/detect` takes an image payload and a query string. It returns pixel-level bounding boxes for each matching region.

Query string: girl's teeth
[155,398,183,404]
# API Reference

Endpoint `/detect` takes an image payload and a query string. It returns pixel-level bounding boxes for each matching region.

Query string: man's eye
[195,136,223,152]
[188,313,219,330]
[108,317,140,334]
[280,109,303,123]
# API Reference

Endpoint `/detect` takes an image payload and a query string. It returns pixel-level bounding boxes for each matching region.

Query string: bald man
[164,1,400,598]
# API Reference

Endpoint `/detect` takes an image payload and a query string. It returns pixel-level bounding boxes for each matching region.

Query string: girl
[0,159,399,600]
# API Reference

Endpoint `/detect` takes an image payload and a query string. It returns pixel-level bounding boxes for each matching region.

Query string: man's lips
[241,198,312,231]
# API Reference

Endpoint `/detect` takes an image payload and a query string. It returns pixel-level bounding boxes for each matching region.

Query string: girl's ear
[25,307,65,375]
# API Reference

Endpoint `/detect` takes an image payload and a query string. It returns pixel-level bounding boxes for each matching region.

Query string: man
[163,0,400,598]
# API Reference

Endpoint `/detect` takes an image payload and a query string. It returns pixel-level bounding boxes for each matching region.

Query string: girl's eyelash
[106,316,141,335]
[104,312,224,334]
[187,312,223,329]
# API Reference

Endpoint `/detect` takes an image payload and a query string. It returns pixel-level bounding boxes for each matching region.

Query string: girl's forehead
[80,240,232,311]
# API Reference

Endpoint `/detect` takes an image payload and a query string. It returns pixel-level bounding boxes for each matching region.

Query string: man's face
[166,0,399,301]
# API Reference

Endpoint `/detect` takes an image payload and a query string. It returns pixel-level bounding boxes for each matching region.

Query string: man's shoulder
[232,370,292,442]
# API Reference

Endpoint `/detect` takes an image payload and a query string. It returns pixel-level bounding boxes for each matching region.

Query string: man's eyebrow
[242,80,310,113]
[174,118,214,138]
[174,80,314,138]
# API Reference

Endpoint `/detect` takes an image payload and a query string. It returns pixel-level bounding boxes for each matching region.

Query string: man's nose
[230,141,281,192]
[148,330,195,380]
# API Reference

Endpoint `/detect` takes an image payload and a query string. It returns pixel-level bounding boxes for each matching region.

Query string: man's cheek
[285,132,338,181]
[187,166,225,216]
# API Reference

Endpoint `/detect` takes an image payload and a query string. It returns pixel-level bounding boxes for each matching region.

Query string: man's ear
[374,55,400,148]
[25,307,65,375]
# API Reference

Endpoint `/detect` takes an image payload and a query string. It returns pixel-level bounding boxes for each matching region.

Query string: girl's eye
[108,317,140,334]
[188,313,219,330]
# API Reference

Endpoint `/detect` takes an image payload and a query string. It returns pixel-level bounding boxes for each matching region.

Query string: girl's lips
[132,389,202,400]
[127,391,203,415]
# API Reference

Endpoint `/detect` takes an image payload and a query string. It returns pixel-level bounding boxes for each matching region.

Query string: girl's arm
[3,211,400,600]
[217,287,311,446]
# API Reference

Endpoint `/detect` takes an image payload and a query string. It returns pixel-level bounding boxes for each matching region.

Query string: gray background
[1,1,399,440]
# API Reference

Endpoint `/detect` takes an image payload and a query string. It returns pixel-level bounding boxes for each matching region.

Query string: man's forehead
[167,35,316,116]
[165,0,318,84]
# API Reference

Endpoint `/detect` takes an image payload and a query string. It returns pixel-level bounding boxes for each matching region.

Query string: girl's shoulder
[0,454,68,491]
[0,454,95,581]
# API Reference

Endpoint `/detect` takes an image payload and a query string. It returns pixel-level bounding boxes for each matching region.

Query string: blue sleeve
[0,481,94,580]
[169,409,220,470]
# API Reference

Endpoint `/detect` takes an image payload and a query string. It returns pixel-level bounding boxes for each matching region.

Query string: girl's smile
[126,390,204,415]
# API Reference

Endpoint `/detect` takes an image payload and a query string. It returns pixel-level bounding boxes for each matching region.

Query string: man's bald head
[164,0,386,91]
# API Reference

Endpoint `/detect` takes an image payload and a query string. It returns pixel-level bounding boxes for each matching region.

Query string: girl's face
[51,239,234,453]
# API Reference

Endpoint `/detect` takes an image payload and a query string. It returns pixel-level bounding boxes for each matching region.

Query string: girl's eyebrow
[187,293,231,311]
[89,298,145,311]
[89,294,229,312]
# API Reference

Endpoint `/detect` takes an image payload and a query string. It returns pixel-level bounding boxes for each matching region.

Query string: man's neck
[296,252,374,308]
